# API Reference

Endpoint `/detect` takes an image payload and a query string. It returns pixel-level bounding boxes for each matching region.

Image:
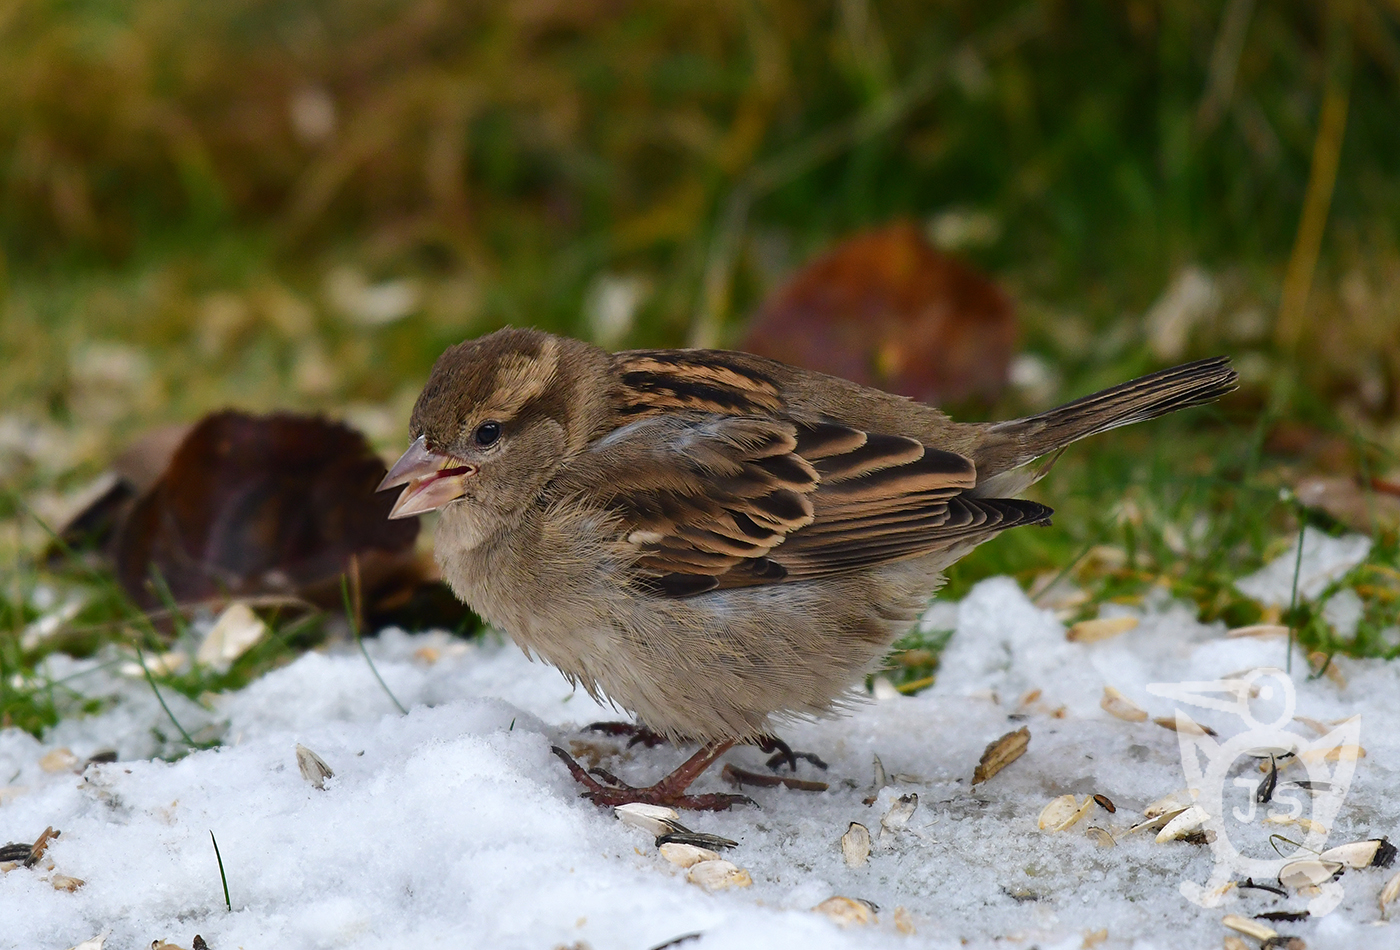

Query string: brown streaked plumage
[381,326,1237,809]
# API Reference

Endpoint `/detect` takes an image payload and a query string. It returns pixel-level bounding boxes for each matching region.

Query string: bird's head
[379,327,610,525]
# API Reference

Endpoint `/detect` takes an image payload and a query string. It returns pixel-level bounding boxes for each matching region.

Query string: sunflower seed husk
[1093,794,1116,813]
[972,726,1030,784]
[1038,794,1092,833]
[1085,826,1116,849]
[1153,715,1217,736]
[50,874,84,891]
[656,831,738,851]
[879,793,918,838]
[1379,869,1400,918]
[1221,914,1277,940]
[1155,805,1209,843]
[841,822,871,868]
[295,744,334,790]
[1278,859,1344,889]
[1100,686,1149,722]
[659,842,720,868]
[812,896,877,926]
[1226,624,1290,639]
[615,802,681,837]
[1067,616,1138,643]
[1143,789,1198,818]
[1223,937,1250,950]
[687,859,751,890]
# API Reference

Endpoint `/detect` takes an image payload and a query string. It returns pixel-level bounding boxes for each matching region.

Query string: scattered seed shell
[615,803,682,837]
[1038,794,1092,832]
[687,859,751,891]
[50,874,84,892]
[1100,686,1148,722]
[65,936,107,950]
[1222,914,1277,941]
[1039,795,1078,831]
[1067,616,1138,643]
[1299,743,1365,764]
[1155,805,1209,843]
[1153,716,1216,736]
[1278,859,1344,889]
[40,748,79,774]
[879,794,918,837]
[1263,816,1328,836]
[812,896,876,926]
[1143,789,1198,819]
[1379,869,1400,918]
[1093,794,1116,814]
[1226,624,1290,639]
[972,726,1030,784]
[659,842,720,868]
[841,822,871,868]
[197,602,267,672]
[656,831,738,851]
[295,744,334,790]
[1085,826,1116,849]
[1223,937,1250,950]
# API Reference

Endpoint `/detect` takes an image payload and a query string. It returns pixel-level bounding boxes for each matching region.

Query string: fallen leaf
[112,412,419,611]
[742,221,1016,405]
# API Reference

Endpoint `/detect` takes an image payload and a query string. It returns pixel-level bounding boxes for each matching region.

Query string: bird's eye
[474,421,502,446]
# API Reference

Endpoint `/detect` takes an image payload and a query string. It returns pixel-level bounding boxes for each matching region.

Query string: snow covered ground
[3,530,1398,950]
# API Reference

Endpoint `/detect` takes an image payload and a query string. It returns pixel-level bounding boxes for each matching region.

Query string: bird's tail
[973,356,1238,485]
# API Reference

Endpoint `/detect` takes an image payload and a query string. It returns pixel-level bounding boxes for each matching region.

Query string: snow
[3,556,1399,949]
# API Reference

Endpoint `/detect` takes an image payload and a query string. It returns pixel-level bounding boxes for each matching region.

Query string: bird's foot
[583,720,669,748]
[583,722,826,772]
[551,743,754,812]
[753,734,829,773]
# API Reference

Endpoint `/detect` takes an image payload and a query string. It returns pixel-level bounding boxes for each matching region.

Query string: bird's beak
[377,435,477,519]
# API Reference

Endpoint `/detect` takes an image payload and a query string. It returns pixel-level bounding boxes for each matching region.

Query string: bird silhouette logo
[1146,668,1361,915]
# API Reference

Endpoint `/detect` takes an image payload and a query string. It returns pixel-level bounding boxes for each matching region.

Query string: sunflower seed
[1093,794,1116,813]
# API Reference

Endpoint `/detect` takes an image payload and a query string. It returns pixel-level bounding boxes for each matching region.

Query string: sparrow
[379,327,1237,809]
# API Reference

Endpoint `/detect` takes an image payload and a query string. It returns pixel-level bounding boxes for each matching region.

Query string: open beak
[377,435,477,519]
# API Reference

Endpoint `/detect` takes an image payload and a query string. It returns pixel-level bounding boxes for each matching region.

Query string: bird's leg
[585,722,826,770]
[551,740,754,811]
[752,734,829,773]
[583,720,669,748]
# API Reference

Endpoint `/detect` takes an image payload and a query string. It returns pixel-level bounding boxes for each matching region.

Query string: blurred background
[4,0,1400,726]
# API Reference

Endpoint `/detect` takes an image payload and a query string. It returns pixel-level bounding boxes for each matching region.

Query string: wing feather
[564,357,1052,596]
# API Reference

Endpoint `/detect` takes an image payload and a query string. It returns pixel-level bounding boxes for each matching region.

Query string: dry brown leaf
[742,221,1016,406]
[972,726,1030,784]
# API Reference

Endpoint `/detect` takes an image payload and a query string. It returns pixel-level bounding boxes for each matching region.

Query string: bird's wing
[566,410,1050,597]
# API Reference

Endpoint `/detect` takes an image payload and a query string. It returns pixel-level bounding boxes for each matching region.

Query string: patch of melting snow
[1,575,1397,950]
